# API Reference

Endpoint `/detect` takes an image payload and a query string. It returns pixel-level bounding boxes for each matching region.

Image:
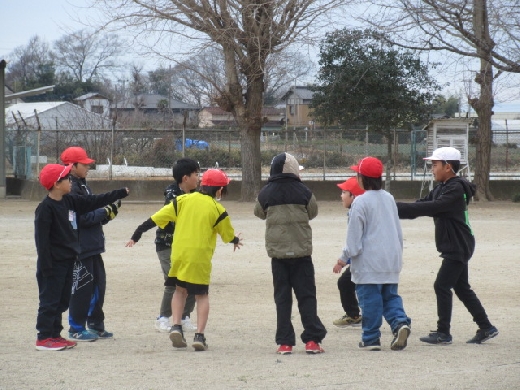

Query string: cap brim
[78,158,95,164]
[350,164,360,173]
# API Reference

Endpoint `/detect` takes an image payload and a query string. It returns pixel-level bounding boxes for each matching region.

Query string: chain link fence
[7,127,520,180]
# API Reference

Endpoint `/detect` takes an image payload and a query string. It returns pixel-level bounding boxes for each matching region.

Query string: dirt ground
[0,197,519,390]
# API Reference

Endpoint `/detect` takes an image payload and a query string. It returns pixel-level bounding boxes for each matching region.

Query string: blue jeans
[355,284,410,343]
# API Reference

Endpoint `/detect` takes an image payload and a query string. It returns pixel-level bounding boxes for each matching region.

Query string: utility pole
[0,60,6,198]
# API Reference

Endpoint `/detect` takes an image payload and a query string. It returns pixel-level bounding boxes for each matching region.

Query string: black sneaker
[169,324,187,348]
[192,333,208,351]
[358,339,381,351]
[467,326,499,344]
[391,324,411,351]
[419,331,452,345]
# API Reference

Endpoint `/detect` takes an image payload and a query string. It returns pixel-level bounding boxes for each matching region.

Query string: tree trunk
[239,76,264,201]
[470,0,494,201]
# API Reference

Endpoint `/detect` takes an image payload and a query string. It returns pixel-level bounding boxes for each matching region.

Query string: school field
[0,199,519,390]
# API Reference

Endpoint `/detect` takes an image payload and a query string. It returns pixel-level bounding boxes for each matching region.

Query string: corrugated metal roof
[6,102,67,119]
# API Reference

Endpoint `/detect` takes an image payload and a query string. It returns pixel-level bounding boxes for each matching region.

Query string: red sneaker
[277,345,293,355]
[55,337,77,349]
[35,338,67,351]
[305,341,324,354]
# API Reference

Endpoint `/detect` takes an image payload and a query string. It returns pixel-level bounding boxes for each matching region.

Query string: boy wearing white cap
[396,147,498,345]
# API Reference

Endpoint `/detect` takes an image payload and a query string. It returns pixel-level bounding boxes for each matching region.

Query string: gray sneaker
[169,325,187,348]
[88,329,113,339]
[467,326,499,344]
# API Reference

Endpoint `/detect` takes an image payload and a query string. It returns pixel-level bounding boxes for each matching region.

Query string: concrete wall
[11,177,520,202]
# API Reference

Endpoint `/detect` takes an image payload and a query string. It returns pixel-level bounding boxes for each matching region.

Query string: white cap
[424,147,461,161]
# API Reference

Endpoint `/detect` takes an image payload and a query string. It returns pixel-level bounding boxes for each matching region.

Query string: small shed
[420,118,473,195]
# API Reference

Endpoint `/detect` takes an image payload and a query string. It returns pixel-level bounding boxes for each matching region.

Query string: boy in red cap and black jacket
[60,146,121,342]
[34,163,128,351]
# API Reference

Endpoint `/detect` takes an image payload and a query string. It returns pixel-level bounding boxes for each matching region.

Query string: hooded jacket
[254,153,317,259]
[396,176,476,263]
[70,176,111,260]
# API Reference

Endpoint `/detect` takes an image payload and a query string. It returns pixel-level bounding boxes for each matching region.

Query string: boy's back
[348,190,403,285]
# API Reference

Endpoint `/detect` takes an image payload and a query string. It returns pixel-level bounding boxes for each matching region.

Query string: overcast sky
[1,0,518,111]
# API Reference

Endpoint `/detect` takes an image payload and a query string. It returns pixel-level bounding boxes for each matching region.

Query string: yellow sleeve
[151,202,177,229]
[215,205,236,243]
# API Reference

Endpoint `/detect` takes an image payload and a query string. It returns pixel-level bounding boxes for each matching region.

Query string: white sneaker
[181,316,197,331]
[155,316,171,333]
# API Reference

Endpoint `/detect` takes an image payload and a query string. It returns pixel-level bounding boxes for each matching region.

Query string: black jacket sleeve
[131,218,157,242]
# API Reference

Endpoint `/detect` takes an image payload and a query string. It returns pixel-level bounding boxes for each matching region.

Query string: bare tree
[357,0,520,200]
[54,29,125,82]
[91,0,348,200]
[5,36,55,91]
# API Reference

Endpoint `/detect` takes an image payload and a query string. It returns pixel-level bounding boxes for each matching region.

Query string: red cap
[201,169,231,186]
[60,147,95,164]
[350,157,383,178]
[337,177,365,196]
[39,164,73,190]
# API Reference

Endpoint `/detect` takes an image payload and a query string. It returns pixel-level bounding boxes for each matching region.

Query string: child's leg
[195,294,209,333]
[338,267,360,317]
[453,263,493,330]
[272,258,296,346]
[381,284,411,331]
[68,258,95,333]
[434,259,463,335]
[171,286,188,325]
[36,261,73,340]
[355,284,383,343]
[157,248,175,318]
[291,258,327,344]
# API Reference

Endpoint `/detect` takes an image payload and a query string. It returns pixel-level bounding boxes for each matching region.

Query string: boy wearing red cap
[332,177,365,328]
[34,164,129,351]
[127,169,242,351]
[60,146,121,342]
[342,157,411,351]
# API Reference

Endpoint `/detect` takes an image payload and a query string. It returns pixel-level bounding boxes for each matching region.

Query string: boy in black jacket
[34,163,129,351]
[396,147,498,345]
[61,147,121,341]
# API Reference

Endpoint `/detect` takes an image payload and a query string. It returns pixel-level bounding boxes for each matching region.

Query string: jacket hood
[450,176,476,204]
[270,152,300,177]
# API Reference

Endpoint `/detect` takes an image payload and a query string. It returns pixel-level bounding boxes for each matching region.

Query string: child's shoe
[169,324,187,348]
[305,341,324,354]
[333,314,362,328]
[358,339,381,351]
[155,316,171,333]
[69,329,99,342]
[182,316,197,331]
[391,324,411,351]
[466,326,498,344]
[35,338,68,351]
[192,333,208,351]
[277,345,293,355]
[55,337,77,349]
[419,331,452,345]
[88,329,113,339]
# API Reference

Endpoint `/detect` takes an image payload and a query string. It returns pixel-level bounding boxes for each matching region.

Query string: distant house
[112,94,200,126]
[74,92,110,117]
[281,86,316,128]
[6,102,112,130]
[199,106,236,128]
[198,106,285,129]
